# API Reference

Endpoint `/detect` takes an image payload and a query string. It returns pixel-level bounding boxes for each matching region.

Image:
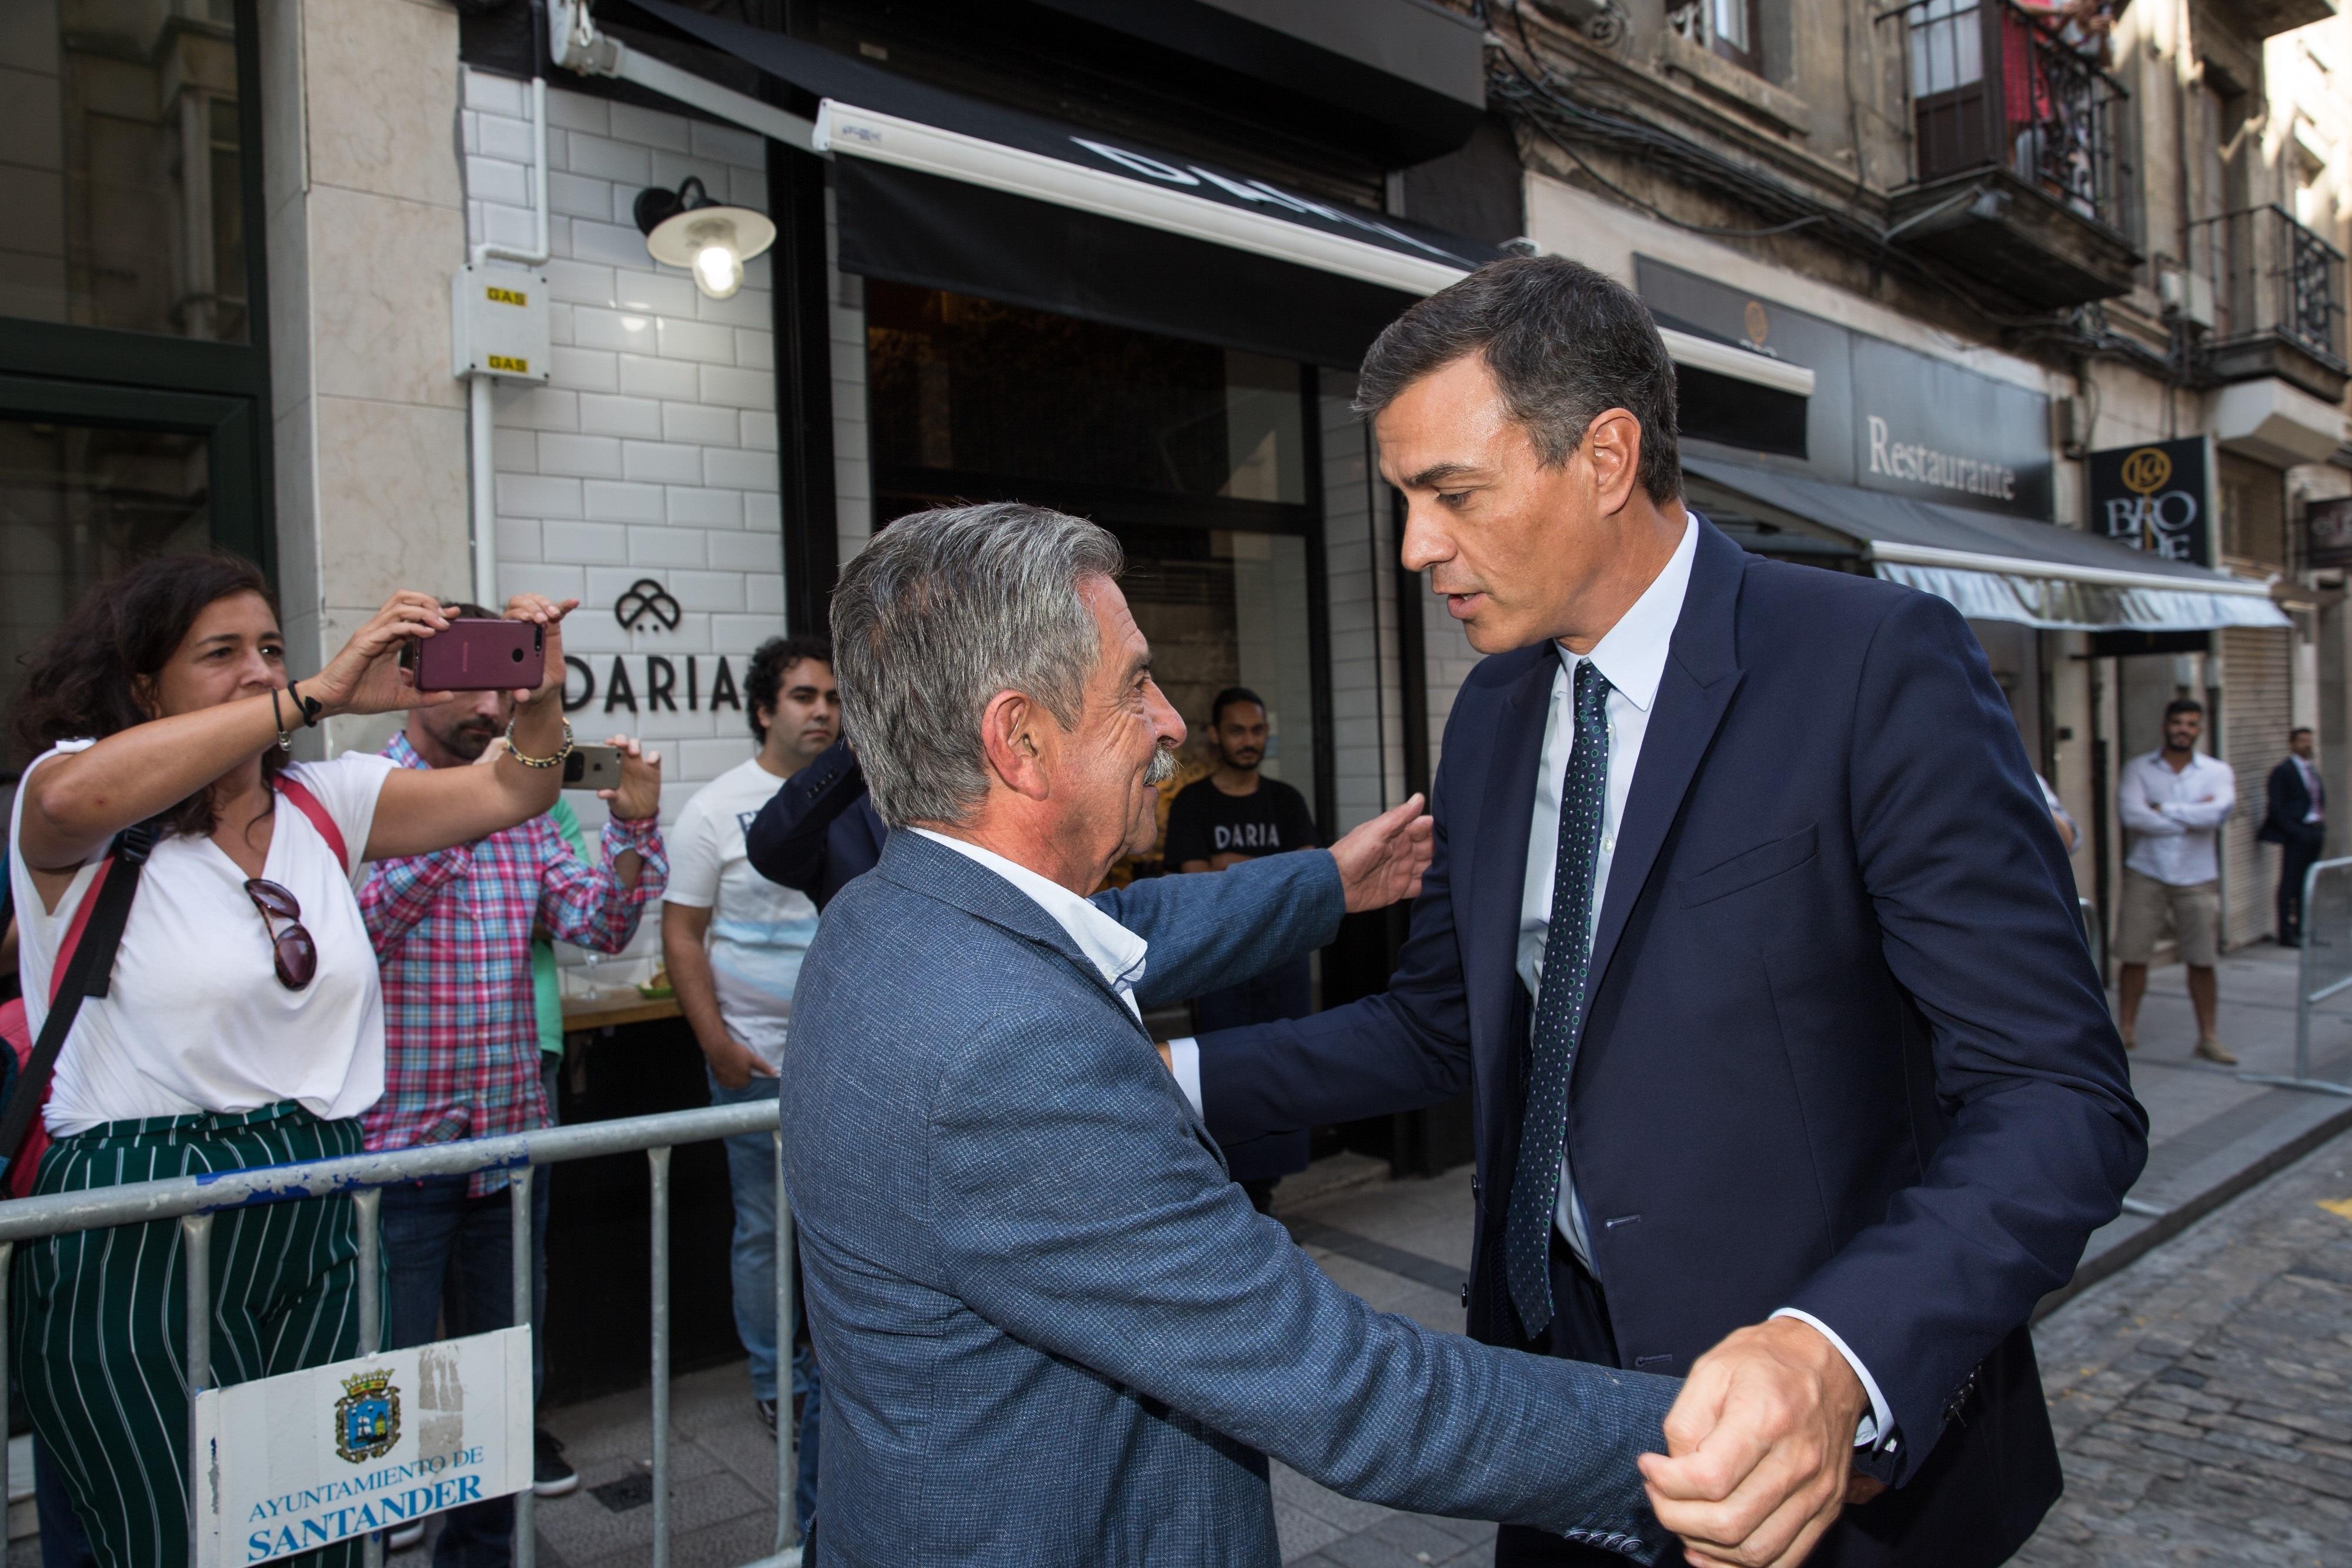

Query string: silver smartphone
[562,744,625,792]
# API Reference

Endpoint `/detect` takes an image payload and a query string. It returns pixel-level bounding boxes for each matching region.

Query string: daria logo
[333,1368,401,1463]
[614,578,683,633]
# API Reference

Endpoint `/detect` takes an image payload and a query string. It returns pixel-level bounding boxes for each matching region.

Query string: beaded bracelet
[505,718,574,770]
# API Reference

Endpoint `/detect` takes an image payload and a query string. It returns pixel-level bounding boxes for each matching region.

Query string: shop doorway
[864,281,1334,860]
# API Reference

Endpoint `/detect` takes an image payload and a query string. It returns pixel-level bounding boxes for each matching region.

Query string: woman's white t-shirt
[8,741,397,1134]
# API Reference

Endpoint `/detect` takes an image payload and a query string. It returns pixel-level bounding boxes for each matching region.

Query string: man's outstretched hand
[1638,1318,1870,1568]
[1329,793,1435,912]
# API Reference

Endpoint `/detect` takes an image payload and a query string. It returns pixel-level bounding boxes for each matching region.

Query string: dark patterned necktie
[1505,658,1612,1340]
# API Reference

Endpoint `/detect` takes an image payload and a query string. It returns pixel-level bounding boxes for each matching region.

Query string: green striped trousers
[12,1102,376,1568]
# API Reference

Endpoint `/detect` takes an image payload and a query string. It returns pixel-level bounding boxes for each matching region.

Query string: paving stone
[2016,1124,2352,1567]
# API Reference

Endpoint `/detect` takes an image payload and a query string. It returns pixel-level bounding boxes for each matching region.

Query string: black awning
[622,0,1499,366]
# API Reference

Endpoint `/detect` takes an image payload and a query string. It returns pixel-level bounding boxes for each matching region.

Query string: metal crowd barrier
[2079,896,2103,981]
[0,1102,800,1568]
[2243,854,2352,1099]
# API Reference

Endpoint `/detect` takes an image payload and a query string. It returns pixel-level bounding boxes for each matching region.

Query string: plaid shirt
[360,733,667,1193]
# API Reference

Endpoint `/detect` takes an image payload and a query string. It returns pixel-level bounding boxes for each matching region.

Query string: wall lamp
[632,176,776,300]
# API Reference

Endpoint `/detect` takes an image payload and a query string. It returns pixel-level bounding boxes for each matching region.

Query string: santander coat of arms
[333,1368,401,1464]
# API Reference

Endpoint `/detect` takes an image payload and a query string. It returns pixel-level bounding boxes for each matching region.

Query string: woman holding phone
[5,552,576,1568]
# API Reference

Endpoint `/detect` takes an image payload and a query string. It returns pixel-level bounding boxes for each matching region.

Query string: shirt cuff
[1167,1036,1204,1116]
[1769,1308,1891,1449]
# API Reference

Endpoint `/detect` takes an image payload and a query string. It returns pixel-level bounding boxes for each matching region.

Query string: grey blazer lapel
[876,833,1227,1166]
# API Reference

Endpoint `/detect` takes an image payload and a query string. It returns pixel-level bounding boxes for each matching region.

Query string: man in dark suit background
[745,735,888,910]
[1170,258,2145,1567]
[2259,726,2327,947]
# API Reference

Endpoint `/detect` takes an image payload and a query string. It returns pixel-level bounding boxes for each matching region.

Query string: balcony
[1882,0,2140,309]
[2187,205,2350,403]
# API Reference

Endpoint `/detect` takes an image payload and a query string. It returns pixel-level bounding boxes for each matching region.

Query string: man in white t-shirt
[661,633,837,1536]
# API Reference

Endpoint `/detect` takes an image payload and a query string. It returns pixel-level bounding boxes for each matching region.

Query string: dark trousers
[1494,1237,1633,1568]
[1197,955,1314,1189]
[2279,826,2326,943]
[36,1439,98,1568]
[382,1172,550,1568]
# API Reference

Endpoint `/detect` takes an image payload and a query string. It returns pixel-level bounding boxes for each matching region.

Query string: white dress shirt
[2118,750,2236,886]
[2297,755,2324,824]
[1519,517,1696,1263]
[911,830,1149,1021]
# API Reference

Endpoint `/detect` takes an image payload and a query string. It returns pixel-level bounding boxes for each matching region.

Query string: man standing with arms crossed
[662,634,838,1539]
[1164,687,1320,1211]
[2116,697,2237,1061]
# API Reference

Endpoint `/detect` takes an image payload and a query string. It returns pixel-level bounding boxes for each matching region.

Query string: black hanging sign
[2087,436,2211,566]
[2310,496,2352,571]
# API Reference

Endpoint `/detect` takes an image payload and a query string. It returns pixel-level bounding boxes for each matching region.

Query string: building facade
[5,0,2347,1076]
[1479,0,2350,957]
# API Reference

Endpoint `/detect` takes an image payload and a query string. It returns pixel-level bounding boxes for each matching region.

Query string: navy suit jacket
[2259,757,2321,845]
[1198,517,2147,1567]
[785,831,1679,1566]
[744,738,889,908]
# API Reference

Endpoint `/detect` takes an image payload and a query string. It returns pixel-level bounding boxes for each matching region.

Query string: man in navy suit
[2258,726,2327,946]
[744,736,888,910]
[1177,258,2146,1567]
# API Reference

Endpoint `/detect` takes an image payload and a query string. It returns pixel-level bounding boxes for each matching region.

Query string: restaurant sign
[2087,436,2211,566]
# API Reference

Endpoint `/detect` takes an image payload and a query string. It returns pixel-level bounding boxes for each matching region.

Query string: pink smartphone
[403,619,544,691]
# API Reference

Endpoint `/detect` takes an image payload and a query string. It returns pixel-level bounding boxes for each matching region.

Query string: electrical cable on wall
[1478,1,2188,383]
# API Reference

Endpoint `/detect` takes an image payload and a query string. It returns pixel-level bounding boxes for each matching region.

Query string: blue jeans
[707,1068,821,1530]
[382,1171,550,1568]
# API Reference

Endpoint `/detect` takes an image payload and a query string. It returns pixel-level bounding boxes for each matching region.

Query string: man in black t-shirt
[1164,687,1318,1211]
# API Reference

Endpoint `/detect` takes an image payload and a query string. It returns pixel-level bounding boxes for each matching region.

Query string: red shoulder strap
[46,858,116,1007]
[275,775,350,870]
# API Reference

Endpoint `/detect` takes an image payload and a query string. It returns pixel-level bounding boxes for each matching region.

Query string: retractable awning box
[1684,457,2290,633]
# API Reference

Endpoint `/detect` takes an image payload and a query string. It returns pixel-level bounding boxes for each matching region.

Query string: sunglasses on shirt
[243,878,318,990]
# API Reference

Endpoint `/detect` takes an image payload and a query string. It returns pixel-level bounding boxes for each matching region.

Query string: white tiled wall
[1421,576,1481,787]
[1321,373,1405,834]
[465,71,789,981]
[828,202,873,561]
[1319,372,1482,819]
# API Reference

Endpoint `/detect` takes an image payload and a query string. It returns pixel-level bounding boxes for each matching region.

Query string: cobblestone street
[1272,1116,2352,1567]
[2019,1123,2352,1567]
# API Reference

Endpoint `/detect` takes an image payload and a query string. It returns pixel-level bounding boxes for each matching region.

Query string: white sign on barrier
[193,1326,533,1566]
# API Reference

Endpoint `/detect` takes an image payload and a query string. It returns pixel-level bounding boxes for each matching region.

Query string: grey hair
[830,502,1126,827]
[1354,255,1682,503]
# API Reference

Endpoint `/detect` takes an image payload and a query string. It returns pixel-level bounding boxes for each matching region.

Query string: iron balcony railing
[0,1101,799,1568]
[1886,0,2130,231]
[2187,203,2350,370]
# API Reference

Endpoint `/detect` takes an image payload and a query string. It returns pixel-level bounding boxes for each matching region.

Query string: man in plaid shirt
[360,624,666,1568]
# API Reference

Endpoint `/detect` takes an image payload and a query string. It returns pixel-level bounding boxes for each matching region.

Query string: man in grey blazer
[782,503,1680,1566]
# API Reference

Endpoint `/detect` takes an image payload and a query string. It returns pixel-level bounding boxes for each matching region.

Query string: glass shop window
[865,281,1306,504]
[0,0,250,342]
[1,417,212,787]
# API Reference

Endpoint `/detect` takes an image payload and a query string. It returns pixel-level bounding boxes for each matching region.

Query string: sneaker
[388,1522,426,1552]
[755,1395,779,1437]
[533,1429,580,1499]
[2193,1037,2239,1066]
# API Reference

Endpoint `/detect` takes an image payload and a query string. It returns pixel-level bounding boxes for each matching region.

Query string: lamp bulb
[693,241,743,300]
